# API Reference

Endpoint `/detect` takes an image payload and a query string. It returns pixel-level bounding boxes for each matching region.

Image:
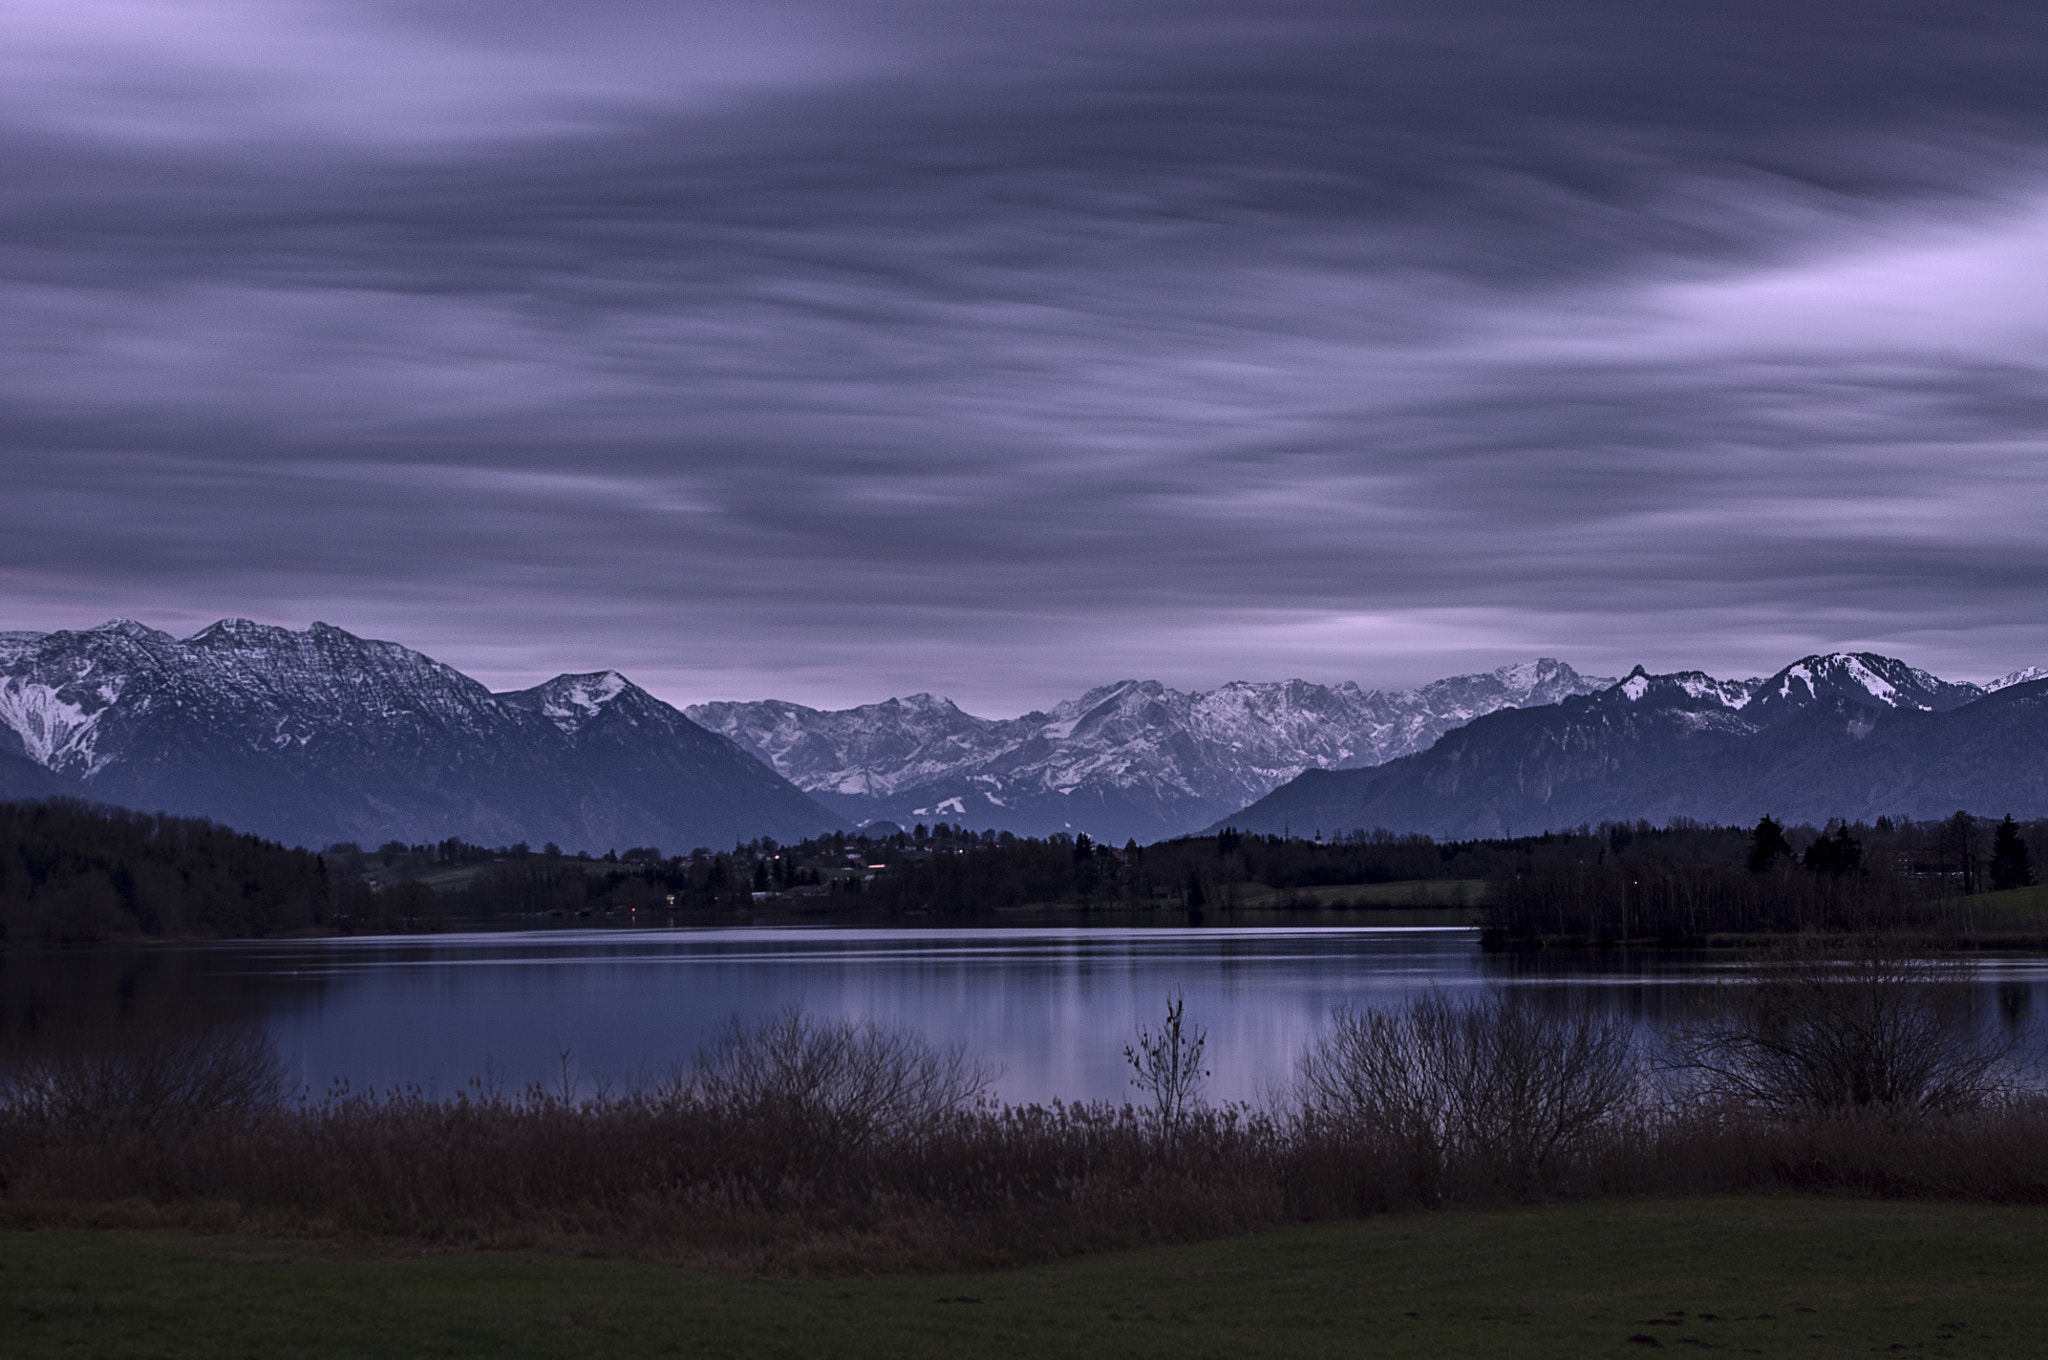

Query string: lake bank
[9,923,2048,1105]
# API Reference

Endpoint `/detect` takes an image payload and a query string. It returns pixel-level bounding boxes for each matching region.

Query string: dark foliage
[394,823,1480,924]
[1802,824,1862,876]
[1664,937,2018,1114]
[1482,815,2048,946]
[1993,815,2036,891]
[1746,815,1792,873]
[0,799,331,945]
[6,975,2048,1274]
[11,798,2042,944]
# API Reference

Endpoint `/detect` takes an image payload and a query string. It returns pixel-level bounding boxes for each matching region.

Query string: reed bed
[5,943,2048,1275]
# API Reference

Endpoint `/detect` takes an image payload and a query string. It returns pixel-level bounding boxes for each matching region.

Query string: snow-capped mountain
[0,621,841,851]
[689,659,1612,842]
[7,624,2035,850]
[1738,652,1983,722]
[1218,652,2048,839]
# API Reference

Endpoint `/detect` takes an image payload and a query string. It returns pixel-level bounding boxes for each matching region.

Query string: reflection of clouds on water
[18,929,2048,1104]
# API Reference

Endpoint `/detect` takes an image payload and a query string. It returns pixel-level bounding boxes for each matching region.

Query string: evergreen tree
[1991,815,2035,891]
[1747,815,1792,872]
[1803,823,1861,876]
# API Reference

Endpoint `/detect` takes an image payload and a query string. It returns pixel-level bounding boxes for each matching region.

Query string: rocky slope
[1217,652,2048,838]
[0,620,841,851]
[689,659,1612,842]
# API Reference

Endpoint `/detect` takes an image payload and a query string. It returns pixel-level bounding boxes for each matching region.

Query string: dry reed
[4,969,2045,1275]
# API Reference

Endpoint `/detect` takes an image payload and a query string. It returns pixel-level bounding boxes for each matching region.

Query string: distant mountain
[1990,666,2048,691]
[0,620,842,851]
[1215,652,2048,838]
[1739,653,1981,723]
[689,660,1611,842]
[12,624,2028,850]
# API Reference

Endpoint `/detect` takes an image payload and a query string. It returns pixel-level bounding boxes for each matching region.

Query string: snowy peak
[0,618,514,777]
[1478,657,1593,704]
[684,691,1005,799]
[1605,666,1759,708]
[499,670,640,735]
[1597,653,1978,721]
[1989,666,2048,692]
[1748,652,1983,720]
[0,618,840,850]
[688,660,1617,839]
[93,619,176,644]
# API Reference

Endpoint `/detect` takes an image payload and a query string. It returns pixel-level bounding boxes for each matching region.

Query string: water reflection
[5,927,2044,1104]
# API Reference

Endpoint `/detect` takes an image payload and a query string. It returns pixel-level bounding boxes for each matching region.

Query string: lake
[7,925,2045,1104]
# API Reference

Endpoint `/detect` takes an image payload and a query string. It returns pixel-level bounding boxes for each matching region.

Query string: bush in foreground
[3,954,2045,1274]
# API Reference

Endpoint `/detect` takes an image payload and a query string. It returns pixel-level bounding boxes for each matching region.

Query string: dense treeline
[1482,812,2044,946]
[7,795,2043,943]
[0,800,331,945]
[814,824,1467,916]
[415,822,1482,923]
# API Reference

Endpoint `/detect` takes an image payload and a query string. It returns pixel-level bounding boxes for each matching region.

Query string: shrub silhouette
[1297,988,1639,1199]
[1666,936,2015,1114]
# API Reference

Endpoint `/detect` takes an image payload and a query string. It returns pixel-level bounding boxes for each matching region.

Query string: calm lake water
[8,925,2047,1104]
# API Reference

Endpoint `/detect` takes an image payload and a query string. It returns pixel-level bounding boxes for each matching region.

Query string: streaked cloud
[4,0,2047,712]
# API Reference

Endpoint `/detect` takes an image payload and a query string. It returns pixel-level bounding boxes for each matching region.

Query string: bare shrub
[1296,988,1640,1199]
[1665,936,2017,1114]
[11,991,2048,1274]
[681,1006,998,1147]
[1124,991,1209,1142]
[1,1014,285,1133]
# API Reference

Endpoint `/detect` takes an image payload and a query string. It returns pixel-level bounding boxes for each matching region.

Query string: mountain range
[687,660,1612,843]
[3,621,2043,850]
[0,620,842,852]
[1218,653,2048,839]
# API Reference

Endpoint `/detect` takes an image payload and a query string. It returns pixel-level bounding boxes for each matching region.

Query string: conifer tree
[1747,815,1792,872]
[1991,815,2035,891]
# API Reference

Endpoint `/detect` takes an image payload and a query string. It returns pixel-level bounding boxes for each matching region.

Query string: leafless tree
[1,1015,285,1132]
[1665,935,2016,1114]
[683,1006,997,1146]
[1297,988,1640,1197]
[1125,990,1210,1143]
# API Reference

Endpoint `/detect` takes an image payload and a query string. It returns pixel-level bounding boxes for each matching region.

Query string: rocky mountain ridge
[688,659,1613,842]
[6,623,2037,849]
[0,620,842,851]
[1217,651,2048,839]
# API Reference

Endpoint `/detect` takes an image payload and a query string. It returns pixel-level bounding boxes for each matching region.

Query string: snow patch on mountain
[0,681,104,770]
[689,659,1616,839]
[0,619,841,849]
[511,671,633,734]
[1749,653,1984,718]
[1989,666,2048,691]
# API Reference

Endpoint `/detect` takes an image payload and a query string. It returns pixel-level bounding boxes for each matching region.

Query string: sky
[4,0,2048,716]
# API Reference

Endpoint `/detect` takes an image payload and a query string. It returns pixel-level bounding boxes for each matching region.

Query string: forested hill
[0,799,331,945]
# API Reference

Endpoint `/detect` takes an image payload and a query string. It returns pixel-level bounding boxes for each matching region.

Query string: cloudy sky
[5,0,2048,714]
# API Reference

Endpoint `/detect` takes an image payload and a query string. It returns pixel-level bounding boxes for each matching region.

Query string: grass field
[1964,882,2048,916]
[7,1197,2046,1358]
[1231,878,1484,908]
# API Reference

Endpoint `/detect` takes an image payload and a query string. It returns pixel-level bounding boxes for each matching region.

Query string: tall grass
[4,955,2046,1274]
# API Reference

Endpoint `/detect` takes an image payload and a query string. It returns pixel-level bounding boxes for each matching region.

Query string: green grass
[8,1197,2047,1357]
[1232,878,1484,908]
[1964,882,2048,916]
